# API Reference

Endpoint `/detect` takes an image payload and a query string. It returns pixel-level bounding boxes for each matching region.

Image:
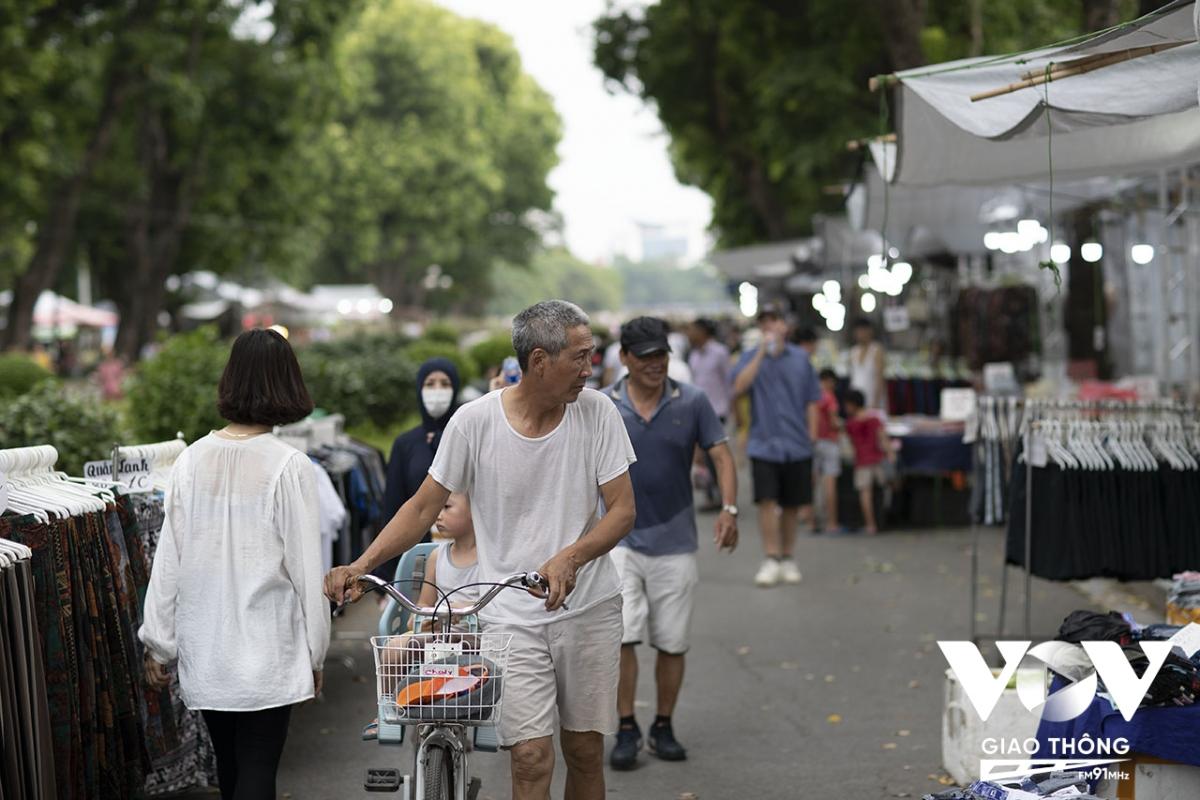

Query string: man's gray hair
[512,300,590,370]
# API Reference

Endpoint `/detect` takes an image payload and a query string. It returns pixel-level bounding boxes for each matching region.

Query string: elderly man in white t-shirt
[325,299,637,800]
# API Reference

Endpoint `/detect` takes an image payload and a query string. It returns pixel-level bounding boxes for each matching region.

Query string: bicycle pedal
[364,767,403,792]
[467,776,482,800]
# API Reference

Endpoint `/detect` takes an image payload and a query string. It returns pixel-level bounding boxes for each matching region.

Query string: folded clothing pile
[1167,572,1200,624]
[923,772,1103,800]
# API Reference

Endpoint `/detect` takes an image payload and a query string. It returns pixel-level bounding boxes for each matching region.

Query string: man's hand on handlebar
[536,550,580,612]
[323,564,367,606]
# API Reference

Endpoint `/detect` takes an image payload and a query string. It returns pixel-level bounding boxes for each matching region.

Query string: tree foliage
[593,0,1150,248]
[486,249,624,316]
[311,0,562,314]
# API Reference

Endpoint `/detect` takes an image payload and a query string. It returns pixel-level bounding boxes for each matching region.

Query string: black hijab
[416,357,461,450]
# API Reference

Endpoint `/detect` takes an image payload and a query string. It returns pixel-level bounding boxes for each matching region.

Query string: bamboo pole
[846,132,897,152]
[971,41,1187,102]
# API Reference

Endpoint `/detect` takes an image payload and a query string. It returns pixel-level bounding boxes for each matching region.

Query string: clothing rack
[112,436,187,494]
[967,396,1026,644]
[1000,399,1198,641]
[274,414,345,452]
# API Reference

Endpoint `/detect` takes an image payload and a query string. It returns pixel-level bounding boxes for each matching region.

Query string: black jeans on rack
[201,705,293,800]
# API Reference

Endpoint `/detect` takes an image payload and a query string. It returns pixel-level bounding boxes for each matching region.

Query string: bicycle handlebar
[356,571,550,622]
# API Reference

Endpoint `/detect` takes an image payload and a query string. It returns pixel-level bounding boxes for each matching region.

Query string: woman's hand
[145,655,172,690]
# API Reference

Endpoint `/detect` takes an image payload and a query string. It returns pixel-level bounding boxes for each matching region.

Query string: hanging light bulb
[1050,243,1071,264]
[984,232,1002,251]
[858,274,870,289]
[822,280,841,301]
[892,262,913,284]
[1080,241,1103,263]
[813,293,827,312]
[861,292,877,312]
[1130,244,1154,265]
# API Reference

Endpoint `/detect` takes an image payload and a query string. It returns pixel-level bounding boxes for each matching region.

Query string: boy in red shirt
[844,389,893,534]
[814,369,843,532]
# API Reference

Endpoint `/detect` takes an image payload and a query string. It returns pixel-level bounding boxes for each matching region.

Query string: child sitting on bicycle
[412,491,479,631]
[364,492,479,739]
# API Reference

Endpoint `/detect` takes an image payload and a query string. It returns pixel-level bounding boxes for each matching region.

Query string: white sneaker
[779,559,802,584]
[754,559,782,587]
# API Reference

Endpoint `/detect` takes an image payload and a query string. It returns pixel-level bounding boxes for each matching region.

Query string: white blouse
[139,433,331,711]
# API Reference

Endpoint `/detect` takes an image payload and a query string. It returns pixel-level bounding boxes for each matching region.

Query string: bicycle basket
[371,632,513,726]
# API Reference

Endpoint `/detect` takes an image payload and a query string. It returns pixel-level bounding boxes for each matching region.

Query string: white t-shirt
[429,387,636,625]
[139,433,330,711]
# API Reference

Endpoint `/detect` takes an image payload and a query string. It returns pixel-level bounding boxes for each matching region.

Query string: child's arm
[877,421,895,462]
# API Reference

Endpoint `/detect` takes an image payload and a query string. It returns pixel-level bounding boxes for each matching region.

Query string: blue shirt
[731,343,821,463]
[605,378,728,556]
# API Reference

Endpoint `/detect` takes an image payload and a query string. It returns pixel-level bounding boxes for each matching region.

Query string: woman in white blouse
[139,328,330,800]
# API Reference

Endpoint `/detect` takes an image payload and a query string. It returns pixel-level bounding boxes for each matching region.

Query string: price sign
[940,388,977,422]
[1027,433,1048,468]
[83,457,153,492]
[883,306,910,332]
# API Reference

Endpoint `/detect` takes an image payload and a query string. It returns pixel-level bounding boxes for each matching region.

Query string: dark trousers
[201,705,293,800]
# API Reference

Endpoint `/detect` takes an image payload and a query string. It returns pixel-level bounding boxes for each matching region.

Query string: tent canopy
[887,0,1200,186]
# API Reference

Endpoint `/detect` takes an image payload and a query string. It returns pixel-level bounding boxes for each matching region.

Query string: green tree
[486,249,623,316]
[592,0,1146,249]
[313,0,561,314]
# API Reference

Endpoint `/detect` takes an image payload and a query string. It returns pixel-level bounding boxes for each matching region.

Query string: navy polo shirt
[605,378,727,556]
[731,343,821,463]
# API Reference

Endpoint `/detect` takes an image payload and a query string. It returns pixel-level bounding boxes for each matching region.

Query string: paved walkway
[257,509,1115,799]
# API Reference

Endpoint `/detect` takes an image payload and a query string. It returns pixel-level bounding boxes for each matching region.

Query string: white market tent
[884,0,1199,187]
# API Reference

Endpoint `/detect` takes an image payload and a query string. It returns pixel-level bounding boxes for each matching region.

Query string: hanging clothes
[131,493,219,796]
[0,545,57,800]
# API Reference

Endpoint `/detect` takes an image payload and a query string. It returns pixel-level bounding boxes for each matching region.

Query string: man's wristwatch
[721,504,739,517]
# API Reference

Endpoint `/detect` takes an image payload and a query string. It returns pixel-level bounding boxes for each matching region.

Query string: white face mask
[422,387,454,419]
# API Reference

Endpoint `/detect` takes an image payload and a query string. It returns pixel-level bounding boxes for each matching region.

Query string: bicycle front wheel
[423,744,453,800]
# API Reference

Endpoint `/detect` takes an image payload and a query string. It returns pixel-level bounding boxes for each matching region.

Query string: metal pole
[1024,423,1034,641]
[970,520,979,643]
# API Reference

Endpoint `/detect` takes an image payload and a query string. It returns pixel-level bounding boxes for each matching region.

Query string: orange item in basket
[396,664,490,706]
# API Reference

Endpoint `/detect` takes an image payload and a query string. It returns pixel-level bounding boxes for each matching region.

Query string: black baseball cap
[620,316,672,357]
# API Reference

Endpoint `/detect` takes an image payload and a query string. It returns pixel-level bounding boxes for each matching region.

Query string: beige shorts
[854,464,887,491]
[609,546,697,654]
[487,595,622,747]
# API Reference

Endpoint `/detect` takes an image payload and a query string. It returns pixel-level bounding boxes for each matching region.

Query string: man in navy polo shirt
[603,316,739,771]
[732,303,821,588]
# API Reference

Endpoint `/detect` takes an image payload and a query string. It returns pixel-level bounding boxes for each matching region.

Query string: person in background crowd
[93,347,127,401]
[379,358,462,584]
[686,317,733,510]
[605,322,693,386]
[793,327,818,359]
[844,389,894,535]
[813,368,844,533]
[849,318,886,412]
[325,300,637,800]
[604,317,738,771]
[732,304,821,587]
[140,329,329,800]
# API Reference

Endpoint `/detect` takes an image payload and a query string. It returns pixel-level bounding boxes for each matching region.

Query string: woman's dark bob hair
[217,329,314,427]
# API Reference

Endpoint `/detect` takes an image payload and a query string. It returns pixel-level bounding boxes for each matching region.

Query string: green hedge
[299,335,419,429]
[468,333,515,375]
[0,383,122,475]
[126,327,228,442]
[0,353,55,400]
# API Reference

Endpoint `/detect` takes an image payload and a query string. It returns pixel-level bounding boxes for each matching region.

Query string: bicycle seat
[378,542,439,637]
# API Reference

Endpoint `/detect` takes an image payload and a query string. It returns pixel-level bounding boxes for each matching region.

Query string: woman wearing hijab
[375,357,461,581]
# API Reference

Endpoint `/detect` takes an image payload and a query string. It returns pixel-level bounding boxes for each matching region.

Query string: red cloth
[846,414,886,467]
[816,390,839,441]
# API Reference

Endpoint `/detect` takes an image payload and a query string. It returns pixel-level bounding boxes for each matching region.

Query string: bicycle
[357,571,548,799]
